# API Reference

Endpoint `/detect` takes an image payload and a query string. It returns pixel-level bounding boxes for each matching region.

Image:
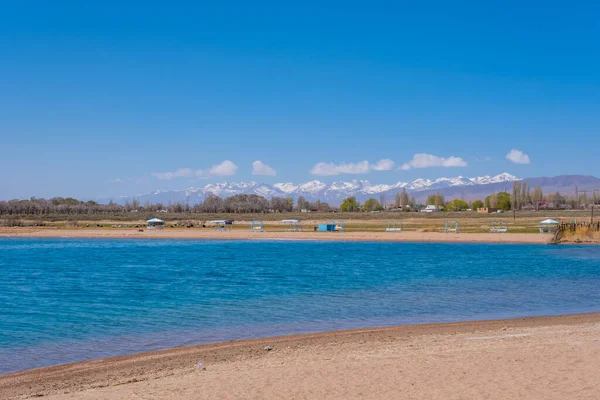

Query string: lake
[1,238,599,374]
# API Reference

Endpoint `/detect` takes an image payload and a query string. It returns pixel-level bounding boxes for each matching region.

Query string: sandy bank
[0,227,553,244]
[1,313,599,399]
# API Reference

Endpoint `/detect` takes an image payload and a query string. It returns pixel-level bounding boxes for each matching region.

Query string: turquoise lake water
[1,238,600,374]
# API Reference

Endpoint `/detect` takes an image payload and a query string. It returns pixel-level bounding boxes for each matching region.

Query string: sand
[0,227,552,244]
[1,314,599,400]
[1,228,595,398]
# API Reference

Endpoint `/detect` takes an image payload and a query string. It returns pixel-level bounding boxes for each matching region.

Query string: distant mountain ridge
[108,174,599,206]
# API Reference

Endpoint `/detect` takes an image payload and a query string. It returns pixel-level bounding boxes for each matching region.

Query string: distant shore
[0,227,555,244]
[1,313,599,399]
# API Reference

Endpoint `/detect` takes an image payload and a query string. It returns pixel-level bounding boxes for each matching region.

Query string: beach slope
[1,314,599,399]
[0,227,552,244]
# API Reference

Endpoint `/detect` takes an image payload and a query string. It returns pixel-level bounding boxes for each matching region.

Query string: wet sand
[0,227,552,244]
[1,313,599,399]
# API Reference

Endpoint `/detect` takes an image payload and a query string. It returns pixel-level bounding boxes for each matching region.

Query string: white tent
[146,218,165,229]
[210,220,232,231]
[540,219,559,224]
[282,219,302,232]
[539,219,559,233]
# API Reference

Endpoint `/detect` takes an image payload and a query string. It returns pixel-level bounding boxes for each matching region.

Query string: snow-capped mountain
[113,173,521,205]
[403,173,517,191]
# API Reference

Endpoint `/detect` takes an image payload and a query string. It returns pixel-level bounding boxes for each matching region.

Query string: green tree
[426,193,445,207]
[471,200,484,210]
[362,198,383,212]
[496,192,512,211]
[340,196,361,212]
[446,199,469,211]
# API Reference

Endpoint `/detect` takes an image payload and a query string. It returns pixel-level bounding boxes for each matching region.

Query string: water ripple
[1,238,599,374]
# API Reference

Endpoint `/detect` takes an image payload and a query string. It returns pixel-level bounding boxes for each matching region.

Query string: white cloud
[152,168,194,180]
[309,159,394,176]
[153,161,238,180]
[400,153,468,170]
[252,160,276,176]
[505,149,531,164]
[310,161,370,176]
[371,159,395,171]
[205,160,238,177]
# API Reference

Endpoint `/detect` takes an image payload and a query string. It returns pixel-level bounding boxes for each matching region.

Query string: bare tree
[201,195,224,213]
[296,196,306,212]
[394,192,401,208]
[400,188,409,209]
[532,186,544,211]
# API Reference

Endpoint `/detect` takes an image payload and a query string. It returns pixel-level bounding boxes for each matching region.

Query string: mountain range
[109,174,600,206]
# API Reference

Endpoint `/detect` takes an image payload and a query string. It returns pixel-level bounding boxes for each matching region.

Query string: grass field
[5,210,596,234]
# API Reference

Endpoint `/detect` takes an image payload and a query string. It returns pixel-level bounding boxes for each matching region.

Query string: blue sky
[1,1,599,199]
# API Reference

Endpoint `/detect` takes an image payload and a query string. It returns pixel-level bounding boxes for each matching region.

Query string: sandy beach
[4,3,599,399]
[1,313,599,399]
[2,227,597,399]
[0,227,553,244]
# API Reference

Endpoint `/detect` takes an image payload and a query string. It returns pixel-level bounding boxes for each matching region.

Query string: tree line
[0,195,333,216]
[484,183,600,211]
[342,183,600,213]
[1,183,598,217]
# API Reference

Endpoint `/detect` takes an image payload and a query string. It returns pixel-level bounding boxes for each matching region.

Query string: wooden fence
[557,222,600,232]
[552,221,600,244]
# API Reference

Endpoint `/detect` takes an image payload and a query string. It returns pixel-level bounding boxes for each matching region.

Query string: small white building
[420,205,439,213]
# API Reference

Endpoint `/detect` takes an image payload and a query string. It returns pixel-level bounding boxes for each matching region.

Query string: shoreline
[0,227,555,244]
[2,312,599,399]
